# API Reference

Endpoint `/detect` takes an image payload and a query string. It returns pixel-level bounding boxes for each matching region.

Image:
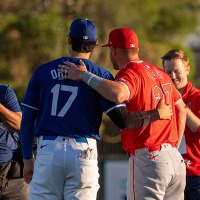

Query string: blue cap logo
[69,18,97,42]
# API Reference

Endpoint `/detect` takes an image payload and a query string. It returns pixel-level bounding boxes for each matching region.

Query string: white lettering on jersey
[153,83,172,107]
[51,70,64,79]
[51,84,78,117]
[147,70,164,81]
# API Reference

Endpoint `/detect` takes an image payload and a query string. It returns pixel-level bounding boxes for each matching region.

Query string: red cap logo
[102,27,138,49]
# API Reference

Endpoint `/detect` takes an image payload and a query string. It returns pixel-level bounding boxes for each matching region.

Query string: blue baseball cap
[69,18,97,42]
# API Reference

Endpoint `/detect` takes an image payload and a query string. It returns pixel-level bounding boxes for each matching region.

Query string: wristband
[140,111,150,127]
[81,71,104,91]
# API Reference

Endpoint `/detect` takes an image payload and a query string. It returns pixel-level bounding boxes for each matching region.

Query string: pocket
[0,163,11,190]
[35,154,53,167]
[140,151,170,181]
[7,162,21,179]
[6,146,23,179]
[75,158,99,186]
[33,154,54,179]
[34,143,53,170]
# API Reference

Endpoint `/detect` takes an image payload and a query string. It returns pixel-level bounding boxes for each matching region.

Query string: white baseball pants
[29,136,100,200]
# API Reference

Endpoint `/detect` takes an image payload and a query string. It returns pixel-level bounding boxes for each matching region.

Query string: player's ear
[185,65,190,76]
[68,37,72,44]
[92,40,98,50]
[111,47,117,55]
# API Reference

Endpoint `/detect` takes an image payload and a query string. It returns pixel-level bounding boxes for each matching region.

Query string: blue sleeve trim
[105,103,126,114]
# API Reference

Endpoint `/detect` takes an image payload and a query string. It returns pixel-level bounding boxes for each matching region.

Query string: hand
[157,99,172,120]
[57,60,87,81]
[23,158,34,184]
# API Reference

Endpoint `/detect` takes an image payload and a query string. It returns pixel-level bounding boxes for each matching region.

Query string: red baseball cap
[102,27,138,48]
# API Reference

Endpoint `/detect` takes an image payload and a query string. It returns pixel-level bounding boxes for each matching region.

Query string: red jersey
[181,81,200,176]
[115,61,182,151]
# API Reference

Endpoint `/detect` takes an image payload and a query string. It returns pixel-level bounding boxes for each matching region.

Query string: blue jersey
[0,84,21,163]
[22,57,124,141]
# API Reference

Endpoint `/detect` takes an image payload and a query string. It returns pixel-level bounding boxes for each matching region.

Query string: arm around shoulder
[82,71,129,103]
[107,107,160,129]
[107,99,172,129]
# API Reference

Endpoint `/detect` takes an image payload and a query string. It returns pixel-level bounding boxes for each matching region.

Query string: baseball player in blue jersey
[20,18,172,200]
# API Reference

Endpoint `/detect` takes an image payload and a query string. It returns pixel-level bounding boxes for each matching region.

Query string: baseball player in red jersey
[162,49,200,200]
[58,28,187,199]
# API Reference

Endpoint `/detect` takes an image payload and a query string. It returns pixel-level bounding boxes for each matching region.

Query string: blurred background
[1,1,200,199]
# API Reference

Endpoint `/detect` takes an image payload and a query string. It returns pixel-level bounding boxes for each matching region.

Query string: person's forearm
[81,71,128,103]
[108,107,160,129]
[99,80,129,103]
[0,104,22,132]
[186,108,200,132]
[176,102,187,149]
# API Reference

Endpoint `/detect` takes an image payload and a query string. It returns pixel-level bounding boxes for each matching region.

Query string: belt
[128,142,176,157]
[42,136,88,143]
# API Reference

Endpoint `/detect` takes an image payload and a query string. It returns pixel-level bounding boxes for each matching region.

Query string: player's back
[22,57,118,141]
[118,61,182,150]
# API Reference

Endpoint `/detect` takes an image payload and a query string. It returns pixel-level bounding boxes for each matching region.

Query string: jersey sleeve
[195,102,200,120]
[115,67,139,101]
[20,106,37,159]
[0,85,21,112]
[99,70,126,112]
[21,69,40,110]
[171,82,182,105]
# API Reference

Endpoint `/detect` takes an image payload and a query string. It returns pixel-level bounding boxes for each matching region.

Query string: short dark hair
[161,49,189,68]
[71,38,96,53]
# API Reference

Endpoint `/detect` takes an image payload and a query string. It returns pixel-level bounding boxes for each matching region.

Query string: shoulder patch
[116,78,127,82]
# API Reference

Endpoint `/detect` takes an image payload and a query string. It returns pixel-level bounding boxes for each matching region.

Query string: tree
[0,0,200,99]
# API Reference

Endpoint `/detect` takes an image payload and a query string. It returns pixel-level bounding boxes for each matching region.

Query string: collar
[123,60,143,68]
[182,81,193,101]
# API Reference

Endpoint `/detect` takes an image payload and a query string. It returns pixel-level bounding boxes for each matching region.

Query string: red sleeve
[115,67,140,101]
[194,126,200,134]
[171,80,182,104]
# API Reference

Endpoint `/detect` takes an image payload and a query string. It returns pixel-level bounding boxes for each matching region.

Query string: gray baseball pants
[127,143,186,200]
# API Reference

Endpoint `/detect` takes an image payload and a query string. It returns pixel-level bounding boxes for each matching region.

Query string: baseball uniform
[181,81,200,198]
[115,60,186,200]
[21,57,125,200]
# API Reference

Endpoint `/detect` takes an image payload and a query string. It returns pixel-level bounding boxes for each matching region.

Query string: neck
[116,48,140,69]
[178,83,188,95]
[70,51,90,59]
[118,55,140,69]
[68,40,92,59]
